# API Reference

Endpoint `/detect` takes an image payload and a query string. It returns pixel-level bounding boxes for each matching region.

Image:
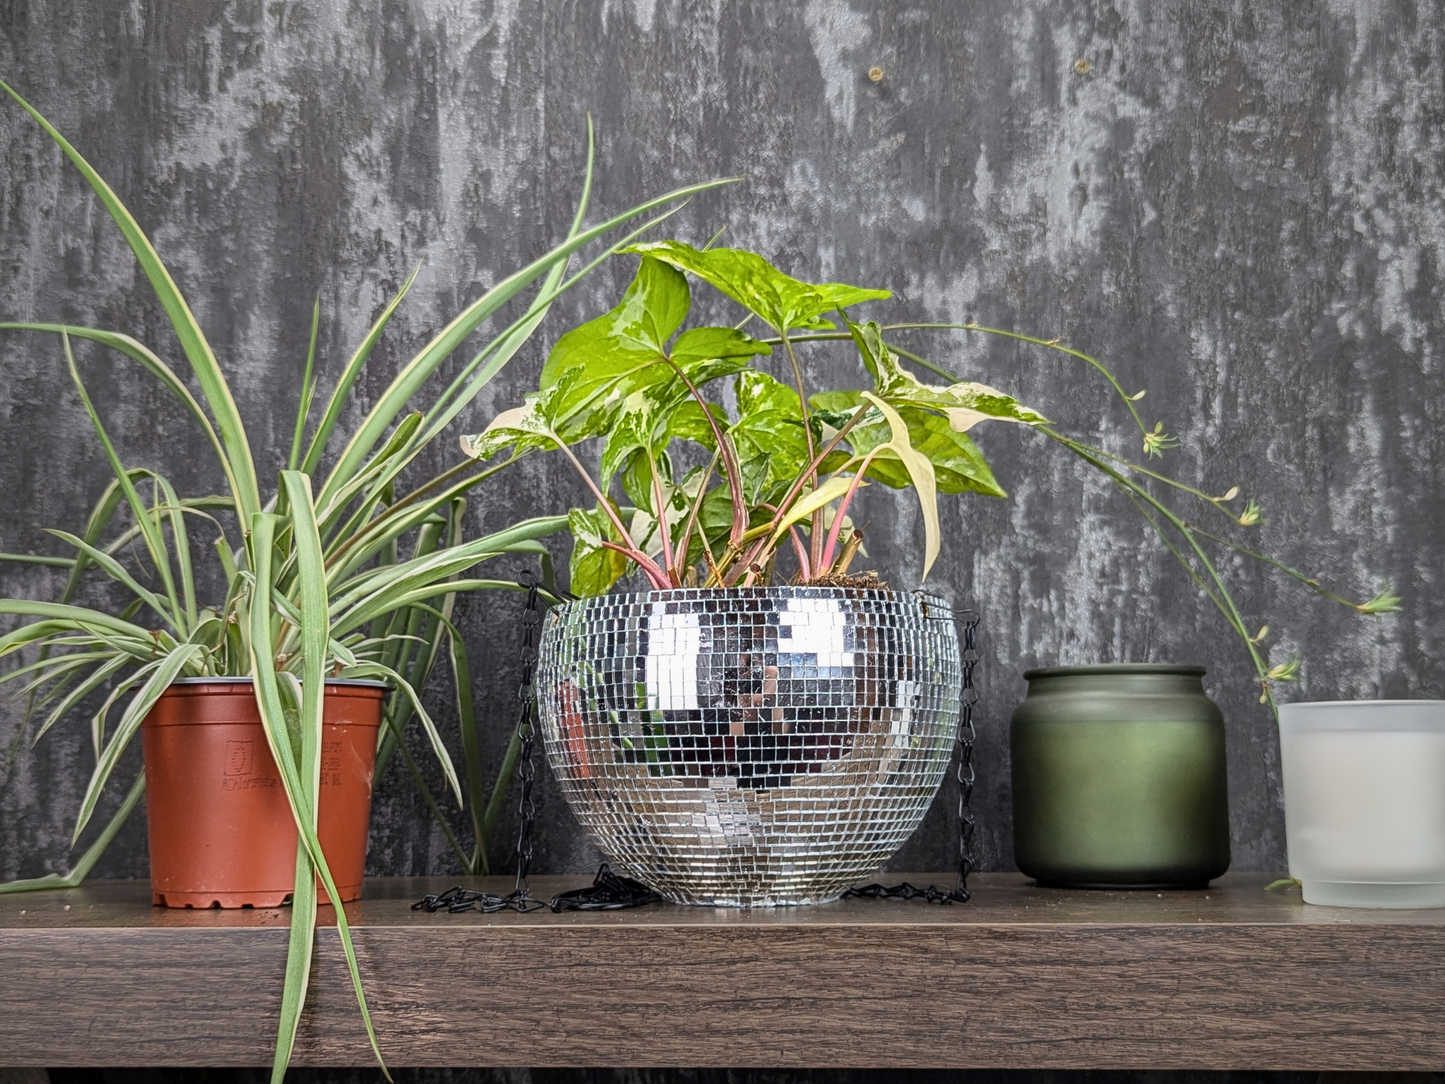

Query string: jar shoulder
[1011,686,1224,727]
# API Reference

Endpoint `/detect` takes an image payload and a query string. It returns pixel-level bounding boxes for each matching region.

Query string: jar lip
[1278,698,1445,710]
[1024,663,1206,679]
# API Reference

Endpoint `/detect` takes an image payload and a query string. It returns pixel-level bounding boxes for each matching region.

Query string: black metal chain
[418,587,981,914]
[414,571,548,914]
[510,570,543,905]
[843,605,980,904]
[414,573,661,915]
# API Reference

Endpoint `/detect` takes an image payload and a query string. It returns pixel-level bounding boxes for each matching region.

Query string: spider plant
[0,80,732,1082]
[464,241,1399,707]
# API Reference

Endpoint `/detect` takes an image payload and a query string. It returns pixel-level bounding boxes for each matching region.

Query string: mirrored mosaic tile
[536,587,963,906]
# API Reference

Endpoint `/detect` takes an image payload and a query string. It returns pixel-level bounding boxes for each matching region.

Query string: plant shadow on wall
[463,240,1400,697]
[0,79,733,1083]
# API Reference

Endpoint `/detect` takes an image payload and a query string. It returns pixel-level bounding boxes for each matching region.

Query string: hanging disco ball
[535,586,963,905]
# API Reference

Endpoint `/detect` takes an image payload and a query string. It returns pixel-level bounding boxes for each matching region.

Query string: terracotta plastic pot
[141,677,386,908]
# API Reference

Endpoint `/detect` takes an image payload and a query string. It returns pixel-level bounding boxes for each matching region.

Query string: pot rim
[165,676,390,690]
[1023,663,1207,679]
[552,585,951,607]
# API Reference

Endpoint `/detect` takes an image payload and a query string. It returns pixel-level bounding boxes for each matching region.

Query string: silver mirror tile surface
[536,587,962,905]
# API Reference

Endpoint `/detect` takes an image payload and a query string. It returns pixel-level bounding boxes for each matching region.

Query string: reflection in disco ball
[536,587,962,905]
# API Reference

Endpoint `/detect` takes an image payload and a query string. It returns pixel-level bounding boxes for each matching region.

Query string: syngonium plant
[0,81,731,1082]
[464,241,1401,703]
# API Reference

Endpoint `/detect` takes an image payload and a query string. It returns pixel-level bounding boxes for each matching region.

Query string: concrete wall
[2,0,1442,886]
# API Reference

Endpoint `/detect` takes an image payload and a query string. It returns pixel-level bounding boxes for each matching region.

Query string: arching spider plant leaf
[321,175,736,506]
[0,324,241,502]
[249,499,388,1083]
[0,79,263,524]
[0,772,147,896]
[300,265,421,477]
[72,645,202,843]
[62,333,184,631]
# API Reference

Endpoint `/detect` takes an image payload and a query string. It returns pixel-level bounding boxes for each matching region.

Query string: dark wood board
[2,873,1442,1069]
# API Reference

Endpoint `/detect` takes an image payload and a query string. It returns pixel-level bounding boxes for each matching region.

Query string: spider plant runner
[0,79,735,1082]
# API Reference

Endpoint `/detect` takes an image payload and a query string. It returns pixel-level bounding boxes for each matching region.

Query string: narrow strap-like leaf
[0,323,242,508]
[0,772,146,895]
[150,473,198,631]
[340,661,461,804]
[60,333,185,627]
[248,511,389,1082]
[45,530,176,631]
[288,297,322,472]
[318,173,737,508]
[0,601,154,649]
[0,81,262,523]
[31,655,133,748]
[72,646,200,843]
[300,265,420,477]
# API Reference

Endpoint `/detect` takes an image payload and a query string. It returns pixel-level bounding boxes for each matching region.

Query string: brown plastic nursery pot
[140,677,386,908]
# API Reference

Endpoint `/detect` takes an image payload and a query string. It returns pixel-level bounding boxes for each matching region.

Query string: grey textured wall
[1,0,1441,887]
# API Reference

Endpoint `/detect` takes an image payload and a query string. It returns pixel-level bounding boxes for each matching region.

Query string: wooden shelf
[2,872,1443,1069]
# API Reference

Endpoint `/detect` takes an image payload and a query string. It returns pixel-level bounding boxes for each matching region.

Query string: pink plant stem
[722,405,877,587]
[552,436,669,588]
[672,452,718,581]
[599,540,671,589]
[787,525,812,582]
[767,403,872,539]
[649,459,675,581]
[820,451,878,571]
[664,358,749,548]
[776,329,830,576]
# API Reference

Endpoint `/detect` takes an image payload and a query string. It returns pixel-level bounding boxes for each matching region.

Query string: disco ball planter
[535,586,963,906]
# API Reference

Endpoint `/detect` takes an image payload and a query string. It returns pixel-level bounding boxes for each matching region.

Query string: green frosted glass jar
[1010,664,1231,888]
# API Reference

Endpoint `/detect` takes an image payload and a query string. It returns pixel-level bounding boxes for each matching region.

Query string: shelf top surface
[3,871,1444,930]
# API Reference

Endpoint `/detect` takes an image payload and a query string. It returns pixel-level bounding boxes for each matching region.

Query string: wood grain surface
[2,872,1443,1069]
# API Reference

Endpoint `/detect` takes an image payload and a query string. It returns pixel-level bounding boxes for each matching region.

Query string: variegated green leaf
[625,240,890,333]
[849,320,1047,429]
[568,505,630,598]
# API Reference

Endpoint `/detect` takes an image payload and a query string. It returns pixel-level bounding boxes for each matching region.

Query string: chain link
[414,571,548,914]
[511,571,542,904]
[953,608,980,902]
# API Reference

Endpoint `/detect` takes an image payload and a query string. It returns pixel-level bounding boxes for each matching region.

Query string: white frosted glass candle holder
[1278,700,1445,908]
